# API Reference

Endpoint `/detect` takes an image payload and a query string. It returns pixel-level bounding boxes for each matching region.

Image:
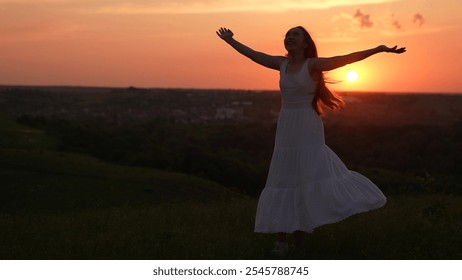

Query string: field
[1,88,461,259]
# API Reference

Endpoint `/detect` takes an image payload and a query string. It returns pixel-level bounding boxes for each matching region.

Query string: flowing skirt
[254,103,386,233]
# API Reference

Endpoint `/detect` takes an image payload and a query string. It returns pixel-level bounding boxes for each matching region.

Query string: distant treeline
[17,115,462,196]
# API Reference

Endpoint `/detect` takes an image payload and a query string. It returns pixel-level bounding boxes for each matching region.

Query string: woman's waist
[281,100,312,109]
[281,96,314,109]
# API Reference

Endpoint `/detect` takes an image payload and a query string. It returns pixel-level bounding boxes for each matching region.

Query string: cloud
[392,20,402,30]
[0,0,401,16]
[390,14,402,31]
[354,9,373,29]
[383,12,425,34]
[75,0,400,14]
[413,13,425,27]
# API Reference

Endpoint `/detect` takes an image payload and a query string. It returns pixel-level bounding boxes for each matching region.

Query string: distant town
[1,86,461,127]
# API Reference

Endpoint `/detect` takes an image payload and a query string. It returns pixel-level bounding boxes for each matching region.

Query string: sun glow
[346,70,359,83]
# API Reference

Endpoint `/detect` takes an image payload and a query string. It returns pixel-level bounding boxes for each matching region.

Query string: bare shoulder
[271,55,288,70]
[250,53,286,70]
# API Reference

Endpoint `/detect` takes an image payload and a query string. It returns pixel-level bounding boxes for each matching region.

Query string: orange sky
[1,0,461,93]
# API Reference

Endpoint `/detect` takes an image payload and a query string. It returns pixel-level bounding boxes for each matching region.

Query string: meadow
[1,90,462,259]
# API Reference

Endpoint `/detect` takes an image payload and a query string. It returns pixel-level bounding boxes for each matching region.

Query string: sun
[346,70,359,83]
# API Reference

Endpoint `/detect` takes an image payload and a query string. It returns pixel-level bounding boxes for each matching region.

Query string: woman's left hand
[378,45,406,54]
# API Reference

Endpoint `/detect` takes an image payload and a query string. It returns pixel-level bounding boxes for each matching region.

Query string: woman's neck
[288,51,305,63]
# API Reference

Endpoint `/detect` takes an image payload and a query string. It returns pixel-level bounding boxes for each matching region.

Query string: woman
[216,26,405,256]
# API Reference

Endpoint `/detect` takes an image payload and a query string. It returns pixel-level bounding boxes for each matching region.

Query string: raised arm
[310,45,406,72]
[216,27,284,71]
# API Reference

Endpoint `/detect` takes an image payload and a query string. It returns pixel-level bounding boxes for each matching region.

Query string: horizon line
[0,84,461,95]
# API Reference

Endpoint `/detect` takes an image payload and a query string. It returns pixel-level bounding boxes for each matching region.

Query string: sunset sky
[1,0,461,93]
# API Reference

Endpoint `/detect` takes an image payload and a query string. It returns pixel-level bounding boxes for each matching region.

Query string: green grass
[0,112,57,150]
[1,195,461,259]
[0,113,236,214]
[0,149,235,214]
[1,113,462,259]
[306,194,462,259]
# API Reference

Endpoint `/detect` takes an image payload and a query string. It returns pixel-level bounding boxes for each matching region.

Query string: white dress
[254,58,386,233]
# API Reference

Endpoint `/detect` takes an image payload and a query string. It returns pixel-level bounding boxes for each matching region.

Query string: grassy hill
[0,113,253,259]
[0,113,237,215]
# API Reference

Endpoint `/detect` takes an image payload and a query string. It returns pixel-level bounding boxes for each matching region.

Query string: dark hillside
[0,113,236,214]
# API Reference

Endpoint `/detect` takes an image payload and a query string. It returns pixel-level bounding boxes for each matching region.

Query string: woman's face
[284,27,307,52]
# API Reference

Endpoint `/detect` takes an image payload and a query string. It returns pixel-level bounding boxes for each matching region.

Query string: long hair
[294,26,344,115]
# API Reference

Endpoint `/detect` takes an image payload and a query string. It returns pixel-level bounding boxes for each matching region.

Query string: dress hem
[254,198,386,234]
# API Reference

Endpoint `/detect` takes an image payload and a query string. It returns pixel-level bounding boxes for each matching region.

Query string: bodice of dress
[279,59,317,109]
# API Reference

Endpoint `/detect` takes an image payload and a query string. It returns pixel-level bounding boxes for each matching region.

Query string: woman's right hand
[216,27,234,42]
